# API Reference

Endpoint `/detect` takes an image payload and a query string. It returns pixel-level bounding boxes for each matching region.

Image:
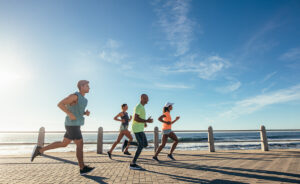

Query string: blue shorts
[162,129,172,135]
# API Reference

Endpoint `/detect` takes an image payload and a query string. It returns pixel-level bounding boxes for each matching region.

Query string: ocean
[1,131,300,155]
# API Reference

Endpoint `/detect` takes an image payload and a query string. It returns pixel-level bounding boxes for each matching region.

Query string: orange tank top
[162,111,172,130]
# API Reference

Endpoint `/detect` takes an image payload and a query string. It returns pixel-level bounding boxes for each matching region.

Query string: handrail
[0,130,204,133]
[1,126,300,153]
[267,129,300,132]
[1,129,300,134]
[3,139,300,146]
[213,130,259,132]
[268,139,300,142]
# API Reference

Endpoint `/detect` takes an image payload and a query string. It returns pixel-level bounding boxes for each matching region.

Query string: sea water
[1,131,300,155]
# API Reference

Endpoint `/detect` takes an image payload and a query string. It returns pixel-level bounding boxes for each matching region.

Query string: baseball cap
[164,102,174,107]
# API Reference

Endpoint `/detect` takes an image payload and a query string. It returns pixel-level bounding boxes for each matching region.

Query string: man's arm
[134,114,153,123]
[57,94,78,120]
[134,114,147,123]
[84,110,90,116]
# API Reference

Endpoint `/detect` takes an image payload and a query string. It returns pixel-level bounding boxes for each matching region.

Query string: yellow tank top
[162,111,172,130]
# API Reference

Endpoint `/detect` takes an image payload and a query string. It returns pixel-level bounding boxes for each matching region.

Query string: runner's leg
[132,132,147,164]
[109,132,125,153]
[39,137,71,154]
[123,130,133,152]
[74,139,84,170]
[141,132,148,148]
[168,132,178,155]
[154,134,168,157]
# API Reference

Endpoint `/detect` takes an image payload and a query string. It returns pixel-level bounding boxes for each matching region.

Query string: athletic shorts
[134,132,148,148]
[120,124,129,131]
[162,129,172,135]
[64,126,83,140]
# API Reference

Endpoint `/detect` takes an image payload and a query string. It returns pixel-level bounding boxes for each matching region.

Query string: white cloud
[155,83,192,89]
[105,39,121,49]
[98,50,127,64]
[238,20,280,61]
[221,84,300,119]
[160,55,230,80]
[261,71,277,83]
[216,81,241,93]
[69,39,129,75]
[153,0,195,56]
[98,39,127,64]
[262,82,276,93]
[280,47,300,61]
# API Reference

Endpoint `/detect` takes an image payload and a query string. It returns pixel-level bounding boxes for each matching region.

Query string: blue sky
[0,0,300,131]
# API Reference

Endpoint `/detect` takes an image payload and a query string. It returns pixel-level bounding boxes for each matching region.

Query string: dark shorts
[134,132,148,148]
[64,126,82,140]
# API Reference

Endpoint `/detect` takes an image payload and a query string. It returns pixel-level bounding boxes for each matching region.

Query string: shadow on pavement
[145,159,300,183]
[42,154,78,166]
[83,175,108,184]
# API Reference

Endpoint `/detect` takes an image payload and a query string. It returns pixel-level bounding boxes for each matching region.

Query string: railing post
[154,126,159,152]
[37,127,45,147]
[208,126,215,152]
[97,127,103,154]
[260,125,269,151]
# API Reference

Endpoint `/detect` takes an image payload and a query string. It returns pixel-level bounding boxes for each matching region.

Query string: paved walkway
[0,149,300,184]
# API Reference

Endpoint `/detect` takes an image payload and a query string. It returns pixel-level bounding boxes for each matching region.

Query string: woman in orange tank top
[153,102,180,161]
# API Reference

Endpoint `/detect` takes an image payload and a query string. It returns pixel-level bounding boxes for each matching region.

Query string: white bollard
[37,127,45,147]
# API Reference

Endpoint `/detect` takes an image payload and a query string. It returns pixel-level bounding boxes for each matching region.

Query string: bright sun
[0,47,32,86]
[0,70,22,85]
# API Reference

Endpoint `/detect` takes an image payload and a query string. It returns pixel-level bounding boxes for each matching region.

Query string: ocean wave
[267,135,300,139]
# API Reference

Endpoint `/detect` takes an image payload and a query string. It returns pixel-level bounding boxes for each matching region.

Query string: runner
[122,94,153,170]
[153,102,180,162]
[31,80,95,175]
[107,103,134,159]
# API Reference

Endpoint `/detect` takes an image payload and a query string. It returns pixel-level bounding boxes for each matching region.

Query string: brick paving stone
[1,150,300,183]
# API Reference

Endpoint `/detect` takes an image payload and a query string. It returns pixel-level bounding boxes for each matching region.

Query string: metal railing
[1,125,300,153]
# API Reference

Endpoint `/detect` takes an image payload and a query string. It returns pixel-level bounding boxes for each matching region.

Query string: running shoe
[124,151,131,155]
[167,154,176,160]
[31,145,41,162]
[129,163,142,170]
[122,140,128,152]
[80,165,95,176]
[152,156,160,162]
[107,151,112,159]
